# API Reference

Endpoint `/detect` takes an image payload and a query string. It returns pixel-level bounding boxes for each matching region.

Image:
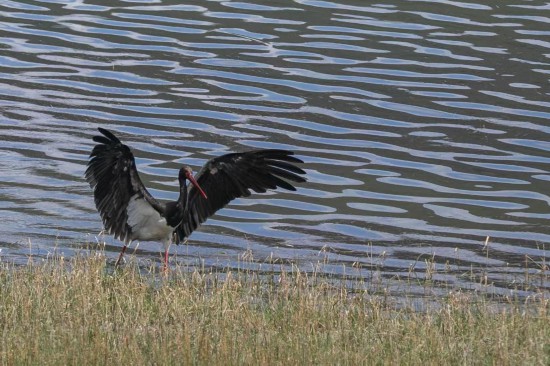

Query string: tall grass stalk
[0,253,548,365]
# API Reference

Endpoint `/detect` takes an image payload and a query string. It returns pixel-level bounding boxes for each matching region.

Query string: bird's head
[179,166,208,199]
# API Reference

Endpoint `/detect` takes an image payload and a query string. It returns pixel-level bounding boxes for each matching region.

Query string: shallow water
[0,0,549,297]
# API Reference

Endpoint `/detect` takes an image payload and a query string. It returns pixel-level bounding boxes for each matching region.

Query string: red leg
[115,245,127,267]
[163,248,169,271]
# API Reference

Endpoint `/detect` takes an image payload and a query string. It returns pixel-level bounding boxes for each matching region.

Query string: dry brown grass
[0,252,548,365]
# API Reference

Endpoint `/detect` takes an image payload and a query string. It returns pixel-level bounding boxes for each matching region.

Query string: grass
[0,251,548,365]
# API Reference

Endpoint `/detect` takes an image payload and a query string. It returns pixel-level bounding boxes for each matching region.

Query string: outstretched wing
[174,149,306,243]
[85,128,162,243]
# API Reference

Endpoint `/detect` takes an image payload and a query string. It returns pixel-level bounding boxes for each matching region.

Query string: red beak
[185,171,208,199]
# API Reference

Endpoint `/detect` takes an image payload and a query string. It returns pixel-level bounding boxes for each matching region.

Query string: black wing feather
[174,149,306,243]
[85,128,161,243]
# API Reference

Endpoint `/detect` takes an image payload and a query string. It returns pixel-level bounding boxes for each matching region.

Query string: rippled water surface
[1,0,549,297]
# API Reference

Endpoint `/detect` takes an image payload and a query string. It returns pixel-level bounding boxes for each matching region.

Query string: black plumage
[174,150,306,244]
[85,127,306,267]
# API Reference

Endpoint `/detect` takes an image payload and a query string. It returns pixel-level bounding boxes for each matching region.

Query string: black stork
[85,127,306,268]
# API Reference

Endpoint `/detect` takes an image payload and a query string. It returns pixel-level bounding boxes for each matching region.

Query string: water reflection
[0,0,548,296]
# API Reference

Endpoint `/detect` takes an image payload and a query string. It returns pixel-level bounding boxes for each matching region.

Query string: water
[1,0,549,298]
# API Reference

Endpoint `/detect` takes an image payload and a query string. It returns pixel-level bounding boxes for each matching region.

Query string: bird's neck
[177,178,188,211]
[164,179,187,228]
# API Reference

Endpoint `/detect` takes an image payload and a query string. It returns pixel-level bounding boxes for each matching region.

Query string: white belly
[127,195,173,242]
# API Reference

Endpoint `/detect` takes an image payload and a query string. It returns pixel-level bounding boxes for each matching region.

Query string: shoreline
[0,252,548,364]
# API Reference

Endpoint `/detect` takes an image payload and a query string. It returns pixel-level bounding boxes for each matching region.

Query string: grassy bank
[0,254,548,365]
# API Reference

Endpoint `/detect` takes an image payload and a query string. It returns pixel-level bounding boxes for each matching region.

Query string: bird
[85,127,306,269]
